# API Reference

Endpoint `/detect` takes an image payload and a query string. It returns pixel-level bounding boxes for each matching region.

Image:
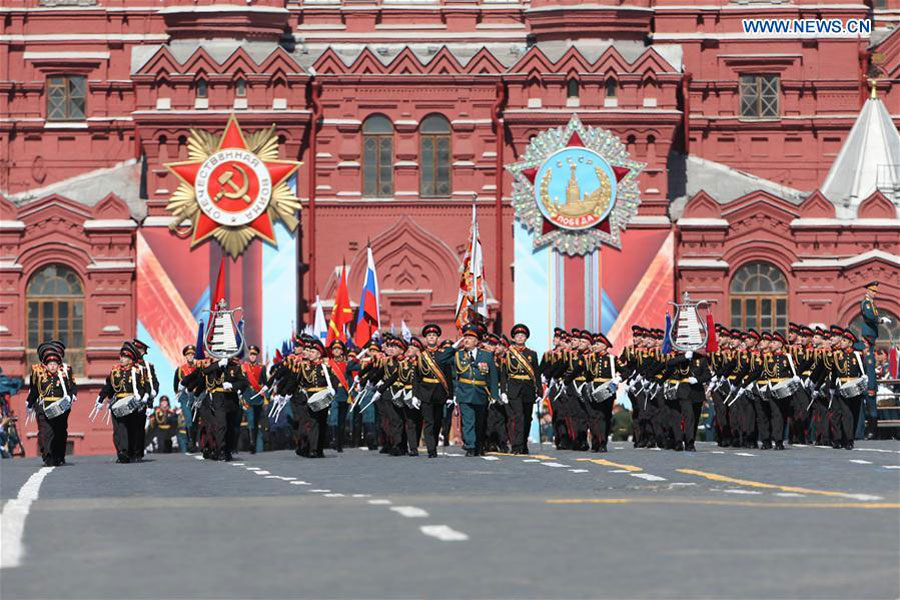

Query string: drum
[390,388,406,408]
[111,395,141,418]
[838,377,867,399]
[589,382,616,404]
[769,379,800,400]
[43,396,72,420]
[308,389,334,412]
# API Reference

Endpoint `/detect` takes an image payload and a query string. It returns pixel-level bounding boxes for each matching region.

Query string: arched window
[566,79,579,99]
[362,115,393,197]
[26,264,84,373]
[235,78,246,97]
[850,310,900,350]
[196,79,208,99]
[419,114,451,198]
[729,261,788,333]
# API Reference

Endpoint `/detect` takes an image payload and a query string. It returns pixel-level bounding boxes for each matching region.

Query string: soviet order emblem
[507,115,645,255]
[165,115,302,257]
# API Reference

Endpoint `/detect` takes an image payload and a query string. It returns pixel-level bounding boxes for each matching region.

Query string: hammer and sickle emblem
[214,164,252,204]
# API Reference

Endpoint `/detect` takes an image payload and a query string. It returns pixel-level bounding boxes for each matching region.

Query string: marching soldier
[95,341,149,463]
[584,333,620,452]
[283,337,338,458]
[414,324,452,458]
[402,339,424,455]
[436,324,500,456]
[484,333,510,453]
[27,341,77,466]
[664,348,712,452]
[198,355,248,461]
[760,332,797,450]
[860,281,891,439]
[132,339,158,460]
[173,345,199,452]
[325,340,351,453]
[241,345,268,454]
[504,323,541,455]
[829,327,867,450]
[373,336,407,456]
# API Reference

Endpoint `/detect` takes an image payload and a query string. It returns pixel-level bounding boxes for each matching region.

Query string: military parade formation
[24,282,892,465]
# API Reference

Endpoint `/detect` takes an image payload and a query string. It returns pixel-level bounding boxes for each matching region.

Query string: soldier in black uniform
[284,337,338,458]
[415,323,452,458]
[504,323,541,455]
[760,331,798,450]
[132,339,158,461]
[829,327,867,450]
[664,348,712,451]
[584,333,620,452]
[27,342,77,466]
[198,355,248,461]
[95,341,150,463]
[373,336,409,456]
[484,333,510,453]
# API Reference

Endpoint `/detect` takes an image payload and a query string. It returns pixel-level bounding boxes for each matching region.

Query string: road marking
[245,467,260,471]
[390,506,429,518]
[852,448,900,454]
[568,469,589,473]
[710,451,725,454]
[630,473,666,482]
[310,489,331,493]
[481,456,499,461]
[849,459,872,464]
[193,456,204,460]
[420,525,469,541]
[231,462,245,466]
[1,467,54,569]
[576,458,643,472]
[444,453,464,457]
[281,477,297,481]
[884,465,900,469]
[368,499,391,505]
[254,470,271,475]
[522,459,541,463]
[546,498,900,509]
[541,462,570,468]
[722,489,762,495]
[734,453,756,457]
[775,493,806,498]
[324,493,345,498]
[289,481,310,486]
[609,469,631,473]
[265,475,281,479]
[351,494,371,498]
[677,468,883,501]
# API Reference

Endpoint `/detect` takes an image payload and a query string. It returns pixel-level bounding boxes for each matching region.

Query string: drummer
[762,332,797,451]
[282,337,336,458]
[94,342,150,463]
[26,342,77,466]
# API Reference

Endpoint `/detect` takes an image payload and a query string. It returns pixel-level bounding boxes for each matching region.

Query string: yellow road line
[575,458,643,472]
[546,498,900,510]
[677,468,883,501]
[487,452,557,460]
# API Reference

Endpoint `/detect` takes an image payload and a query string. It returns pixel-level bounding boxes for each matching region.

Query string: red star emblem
[166,115,300,248]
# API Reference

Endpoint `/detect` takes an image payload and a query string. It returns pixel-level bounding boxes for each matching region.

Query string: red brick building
[1,0,899,454]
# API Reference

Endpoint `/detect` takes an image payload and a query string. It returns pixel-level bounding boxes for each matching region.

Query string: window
[196,79,208,99]
[419,114,451,198]
[235,78,246,97]
[46,75,85,121]
[605,78,617,98]
[740,74,779,118]
[26,264,85,374]
[566,79,579,99]
[362,115,394,197]
[729,261,788,334]
[850,311,900,350]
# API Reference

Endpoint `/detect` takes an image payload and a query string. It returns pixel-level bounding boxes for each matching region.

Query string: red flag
[889,346,898,379]
[705,313,718,352]
[211,256,226,310]
[326,262,353,346]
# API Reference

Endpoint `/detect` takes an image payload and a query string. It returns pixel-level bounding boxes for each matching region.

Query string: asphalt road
[2,441,899,599]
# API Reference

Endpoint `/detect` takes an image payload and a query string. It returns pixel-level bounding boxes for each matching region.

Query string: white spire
[820,92,900,218]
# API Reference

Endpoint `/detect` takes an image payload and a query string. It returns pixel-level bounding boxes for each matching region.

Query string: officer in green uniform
[860,280,891,438]
[437,324,499,456]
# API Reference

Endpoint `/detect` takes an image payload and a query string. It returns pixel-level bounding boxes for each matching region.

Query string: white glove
[94,397,104,408]
[141,394,149,404]
[446,397,455,406]
[685,351,693,360]
[611,376,622,385]
[710,376,718,385]
[452,338,464,349]
[500,393,509,405]
[146,407,154,416]
[791,375,801,383]
[688,376,698,385]
[541,375,548,386]
[223,382,233,391]
[412,397,422,410]
[372,391,382,402]
[880,316,891,324]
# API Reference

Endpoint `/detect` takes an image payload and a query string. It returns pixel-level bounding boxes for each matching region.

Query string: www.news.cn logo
[742,18,872,36]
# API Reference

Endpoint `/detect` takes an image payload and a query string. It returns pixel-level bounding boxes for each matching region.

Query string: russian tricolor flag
[354,246,380,347]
